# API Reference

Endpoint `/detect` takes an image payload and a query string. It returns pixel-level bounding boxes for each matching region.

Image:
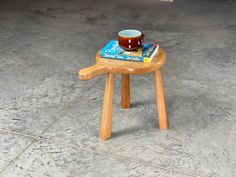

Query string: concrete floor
[0,0,236,176]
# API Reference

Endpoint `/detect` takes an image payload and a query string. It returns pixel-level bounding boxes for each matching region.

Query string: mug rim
[118,29,142,38]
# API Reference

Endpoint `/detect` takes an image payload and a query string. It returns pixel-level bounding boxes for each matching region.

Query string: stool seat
[79,48,166,80]
[78,48,169,140]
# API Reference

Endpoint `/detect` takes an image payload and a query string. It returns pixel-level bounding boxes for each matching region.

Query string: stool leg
[154,70,169,129]
[121,74,130,109]
[99,73,114,140]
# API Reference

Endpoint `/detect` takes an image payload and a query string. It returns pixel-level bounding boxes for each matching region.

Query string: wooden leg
[121,74,130,109]
[99,73,114,140]
[154,70,169,129]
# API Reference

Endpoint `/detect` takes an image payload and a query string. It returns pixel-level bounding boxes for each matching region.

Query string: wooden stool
[79,48,168,140]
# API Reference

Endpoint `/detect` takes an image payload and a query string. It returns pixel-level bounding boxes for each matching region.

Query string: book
[100,40,159,63]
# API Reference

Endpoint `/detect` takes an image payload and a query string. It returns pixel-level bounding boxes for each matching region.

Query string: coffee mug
[118,29,144,51]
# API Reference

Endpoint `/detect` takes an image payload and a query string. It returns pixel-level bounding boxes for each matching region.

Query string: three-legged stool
[79,48,168,140]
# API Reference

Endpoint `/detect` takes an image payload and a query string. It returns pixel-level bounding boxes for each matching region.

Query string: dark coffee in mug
[118,29,144,51]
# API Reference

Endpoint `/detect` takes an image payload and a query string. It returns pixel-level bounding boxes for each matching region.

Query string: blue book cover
[100,40,159,63]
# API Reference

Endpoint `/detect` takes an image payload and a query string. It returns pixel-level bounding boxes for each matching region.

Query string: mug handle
[141,33,145,39]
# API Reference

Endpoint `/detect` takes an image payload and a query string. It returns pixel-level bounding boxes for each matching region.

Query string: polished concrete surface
[0,0,236,176]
